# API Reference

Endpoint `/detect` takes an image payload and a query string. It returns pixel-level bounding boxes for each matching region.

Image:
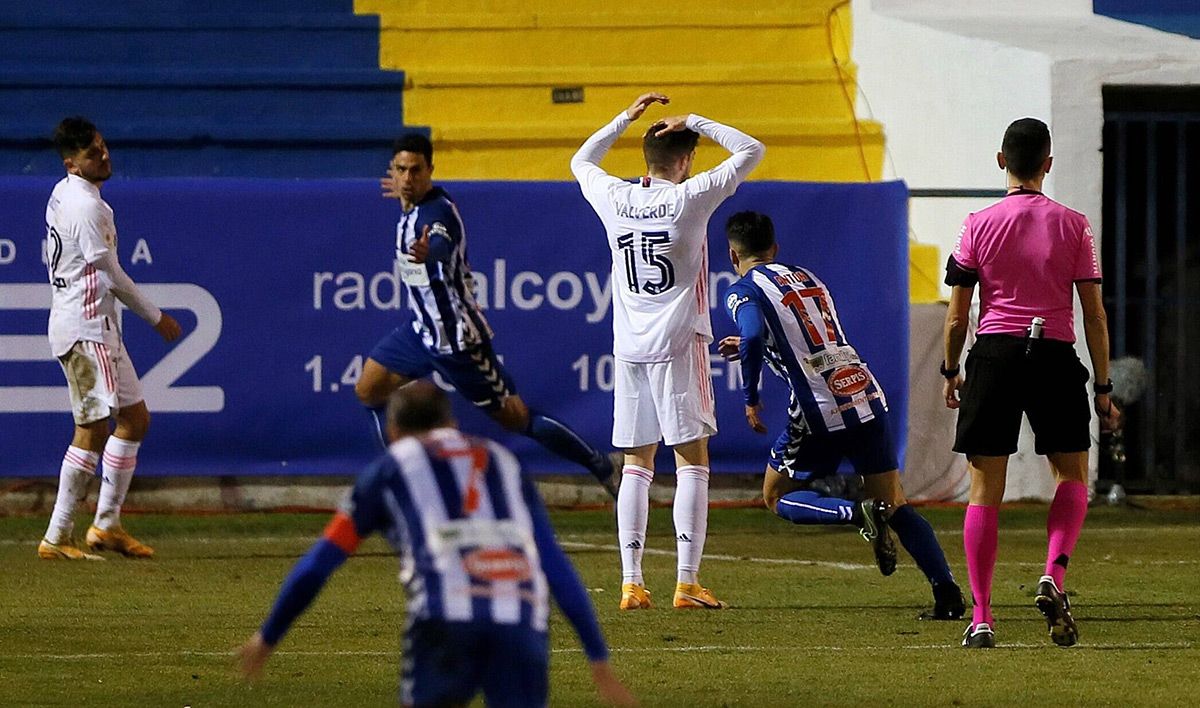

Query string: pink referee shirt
[950,190,1101,343]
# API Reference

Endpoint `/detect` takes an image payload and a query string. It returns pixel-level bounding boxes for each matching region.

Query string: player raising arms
[38,117,182,560]
[718,211,965,620]
[572,94,764,610]
[355,134,620,497]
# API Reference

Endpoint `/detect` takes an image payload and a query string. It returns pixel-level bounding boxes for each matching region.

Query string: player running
[572,93,764,610]
[354,133,620,498]
[237,382,636,707]
[37,117,182,561]
[718,211,965,620]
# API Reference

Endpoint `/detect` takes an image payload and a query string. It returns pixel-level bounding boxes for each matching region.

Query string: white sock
[617,464,653,585]
[94,437,140,531]
[45,446,99,544]
[673,465,710,585]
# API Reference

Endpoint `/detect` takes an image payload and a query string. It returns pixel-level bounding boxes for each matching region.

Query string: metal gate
[1101,85,1200,494]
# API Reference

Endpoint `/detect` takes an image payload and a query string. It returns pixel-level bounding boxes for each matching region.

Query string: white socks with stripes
[617,464,653,585]
[94,437,140,531]
[44,445,99,544]
[674,465,710,585]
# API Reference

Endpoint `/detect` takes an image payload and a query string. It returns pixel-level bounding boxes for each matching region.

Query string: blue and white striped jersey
[339,428,550,630]
[725,262,887,434]
[396,187,493,354]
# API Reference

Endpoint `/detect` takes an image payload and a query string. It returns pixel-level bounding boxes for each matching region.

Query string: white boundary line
[559,540,1200,569]
[3,641,1194,662]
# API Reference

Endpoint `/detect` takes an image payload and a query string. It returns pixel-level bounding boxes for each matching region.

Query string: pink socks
[1045,480,1089,589]
[963,504,999,626]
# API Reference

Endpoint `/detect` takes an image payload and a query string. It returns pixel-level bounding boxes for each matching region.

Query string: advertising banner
[0,178,908,477]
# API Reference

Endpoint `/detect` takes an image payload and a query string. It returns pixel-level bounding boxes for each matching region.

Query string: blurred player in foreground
[572,93,764,610]
[38,117,182,561]
[719,211,964,619]
[355,133,621,498]
[943,118,1121,648]
[237,381,636,707]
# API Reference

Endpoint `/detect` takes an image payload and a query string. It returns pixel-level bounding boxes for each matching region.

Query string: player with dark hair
[572,93,764,611]
[237,382,636,707]
[38,117,182,560]
[943,117,1121,648]
[354,133,621,498]
[718,211,964,618]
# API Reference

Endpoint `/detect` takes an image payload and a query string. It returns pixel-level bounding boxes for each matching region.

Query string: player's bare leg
[670,437,725,609]
[356,357,411,448]
[1036,451,1088,646]
[39,417,108,560]
[491,394,620,499]
[617,443,656,609]
[86,401,155,558]
[962,455,1008,647]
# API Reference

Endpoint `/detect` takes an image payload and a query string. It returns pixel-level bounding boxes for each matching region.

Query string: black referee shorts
[953,334,1092,457]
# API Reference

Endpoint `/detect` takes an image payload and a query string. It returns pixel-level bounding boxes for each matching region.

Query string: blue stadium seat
[0,4,419,177]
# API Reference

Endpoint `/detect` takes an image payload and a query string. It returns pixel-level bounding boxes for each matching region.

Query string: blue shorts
[769,413,899,481]
[401,620,549,708]
[369,324,517,411]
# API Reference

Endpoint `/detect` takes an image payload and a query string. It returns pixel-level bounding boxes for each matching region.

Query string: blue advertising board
[0,178,908,477]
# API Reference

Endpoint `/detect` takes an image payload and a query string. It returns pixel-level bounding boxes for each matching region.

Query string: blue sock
[524,410,611,482]
[775,490,856,525]
[367,405,387,450]
[888,504,955,586]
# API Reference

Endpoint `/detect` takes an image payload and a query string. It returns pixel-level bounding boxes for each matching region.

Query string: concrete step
[369,11,840,70]
[0,15,382,68]
[424,119,884,181]
[403,63,859,127]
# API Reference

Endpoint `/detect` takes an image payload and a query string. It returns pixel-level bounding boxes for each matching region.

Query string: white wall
[853,0,1200,500]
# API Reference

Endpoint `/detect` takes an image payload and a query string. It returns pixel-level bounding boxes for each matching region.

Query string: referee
[941,118,1122,649]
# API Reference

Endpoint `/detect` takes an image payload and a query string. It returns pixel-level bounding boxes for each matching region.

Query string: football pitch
[1,505,1197,707]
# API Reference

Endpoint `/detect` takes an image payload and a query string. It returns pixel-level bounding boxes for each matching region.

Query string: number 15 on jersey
[616,231,675,295]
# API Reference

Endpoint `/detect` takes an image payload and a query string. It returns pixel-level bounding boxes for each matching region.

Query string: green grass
[0,506,1197,707]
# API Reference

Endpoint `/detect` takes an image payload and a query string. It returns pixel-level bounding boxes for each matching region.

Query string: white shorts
[612,336,717,448]
[57,336,143,425]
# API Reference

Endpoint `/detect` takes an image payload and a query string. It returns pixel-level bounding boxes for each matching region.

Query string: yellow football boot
[672,582,727,609]
[37,538,104,561]
[86,525,155,559]
[619,583,652,610]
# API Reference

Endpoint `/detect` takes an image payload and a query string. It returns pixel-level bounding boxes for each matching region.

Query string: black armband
[1094,380,1114,395]
[944,256,979,287]
[939,361,960,379]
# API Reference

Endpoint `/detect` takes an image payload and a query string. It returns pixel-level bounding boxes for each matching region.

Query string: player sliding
[718,211,965,620]
[572,93,763,610]
[354,133,621,498]
[238,381,636,707]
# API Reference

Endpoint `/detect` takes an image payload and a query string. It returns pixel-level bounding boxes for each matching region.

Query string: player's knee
[116,406,150,440]
[494,397,530,432]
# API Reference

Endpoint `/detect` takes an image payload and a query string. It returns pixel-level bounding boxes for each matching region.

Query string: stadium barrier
[0,178,908,477]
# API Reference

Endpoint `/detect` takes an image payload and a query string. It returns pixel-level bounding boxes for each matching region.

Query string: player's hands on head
[653,116,690,137]
[717,336,742,361]
[154,313,182,342]
[745,403,767,434]
[625,93,669,121]
[1094,393,1122,432]
[407,224,431,264]
[942,374,963,410]
[234,632,274,681]
[590,660,638,707]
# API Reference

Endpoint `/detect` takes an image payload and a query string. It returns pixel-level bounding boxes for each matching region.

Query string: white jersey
[45,174,160,357]
[571,113,764,363]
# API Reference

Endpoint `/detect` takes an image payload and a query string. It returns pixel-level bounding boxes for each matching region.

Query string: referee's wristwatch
[1094,379,1114,395]
[939,361,960,379]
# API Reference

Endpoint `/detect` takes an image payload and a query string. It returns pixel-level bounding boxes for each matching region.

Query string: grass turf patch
[0,506,1196,706]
